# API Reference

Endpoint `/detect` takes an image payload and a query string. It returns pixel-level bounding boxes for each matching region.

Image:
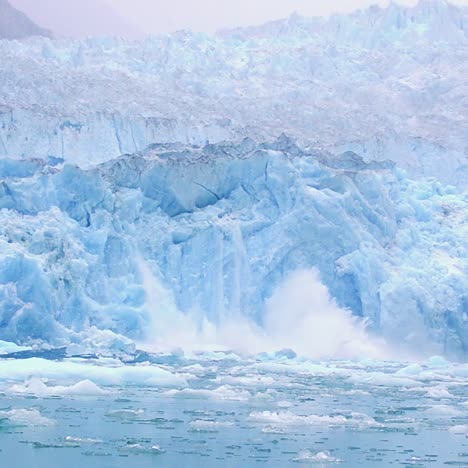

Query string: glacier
[0,3,468,466]
[0,0,466,186]
[0,0,466,359]
[0,138,466,357]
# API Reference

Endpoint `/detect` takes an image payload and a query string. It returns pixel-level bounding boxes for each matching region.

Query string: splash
[263,269,388,359]
[139,261,389,360]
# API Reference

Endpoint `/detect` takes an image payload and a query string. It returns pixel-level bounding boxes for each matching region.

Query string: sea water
[0,353,466,467]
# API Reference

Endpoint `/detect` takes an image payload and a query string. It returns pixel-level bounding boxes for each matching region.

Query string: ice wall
[0,139,466,357]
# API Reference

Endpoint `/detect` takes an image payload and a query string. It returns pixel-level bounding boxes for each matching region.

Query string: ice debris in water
[0,408,54,427]
[292,450,342,464]
[64,436,103,444]
[0,340,30,355]
[189,420,235,432]
[248,410,381,428]
[164,385,251,401]
[0,358,187,387]
[122,443,166,454]
[105,409,145,419]
[8,377,110,396]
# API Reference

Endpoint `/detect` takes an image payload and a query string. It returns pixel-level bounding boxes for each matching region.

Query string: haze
[10,0,468,38]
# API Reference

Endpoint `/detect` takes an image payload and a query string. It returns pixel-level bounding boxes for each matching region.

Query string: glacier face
[0,0,466,186]
[0,0,466,359]
[0,139,466,356]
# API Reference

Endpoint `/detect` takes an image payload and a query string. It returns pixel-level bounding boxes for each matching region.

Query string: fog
[10,0,468,39]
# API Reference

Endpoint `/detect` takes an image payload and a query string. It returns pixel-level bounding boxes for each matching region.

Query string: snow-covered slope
[0,0,51,39]
[0,0,466,186]
[0,139,466,356]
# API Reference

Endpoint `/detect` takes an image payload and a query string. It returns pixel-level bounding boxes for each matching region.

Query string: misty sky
[10,0,468,38]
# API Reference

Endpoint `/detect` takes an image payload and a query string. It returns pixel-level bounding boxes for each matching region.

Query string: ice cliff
[0,138,466,356]
[0,0,466,186]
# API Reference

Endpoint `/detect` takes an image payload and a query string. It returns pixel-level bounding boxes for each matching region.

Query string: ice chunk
[0,408,54,427]
[292,450,342,464]
[0,358,187,387]
[8,377,110,396]
[189,420,234,432]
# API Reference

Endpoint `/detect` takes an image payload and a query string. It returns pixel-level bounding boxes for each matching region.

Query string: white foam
[140,268,390,360]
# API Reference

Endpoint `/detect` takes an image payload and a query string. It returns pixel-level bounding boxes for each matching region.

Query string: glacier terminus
[0,0,467,467]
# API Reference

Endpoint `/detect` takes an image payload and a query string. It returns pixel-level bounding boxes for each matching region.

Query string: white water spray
[138,259,389,360]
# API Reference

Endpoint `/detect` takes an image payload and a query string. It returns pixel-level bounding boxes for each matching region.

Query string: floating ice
[0,340,30,355]
[449,425,468,435]
[165,385,251,401]
[0,358,186,387]
[105,409,144,419]
[250,411,345,427]
[64,436,103,444]
[189,420,234,432]
[292,450,342,464]
[8,377,110,396]
[0,408,54,427]
[249,410,382,430]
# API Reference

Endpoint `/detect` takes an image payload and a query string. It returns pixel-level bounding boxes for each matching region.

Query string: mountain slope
[0,0,51,39]
[10,0,143,39]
